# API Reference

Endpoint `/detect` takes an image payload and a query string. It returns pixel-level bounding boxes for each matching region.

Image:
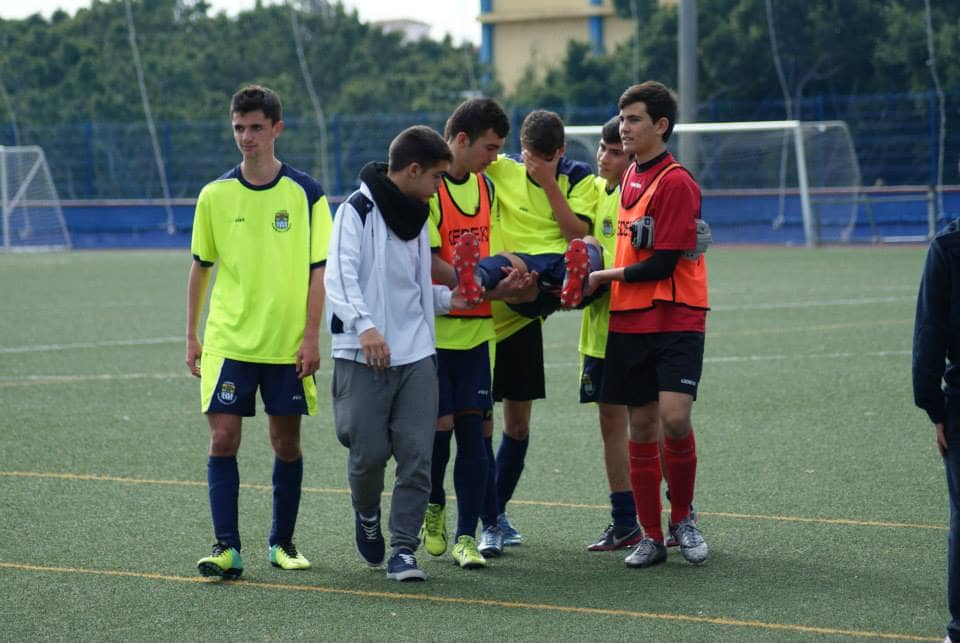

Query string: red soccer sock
[663,430,698,525]
[628,440,663,543]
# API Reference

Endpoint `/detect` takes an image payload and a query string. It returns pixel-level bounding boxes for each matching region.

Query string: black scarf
[360,161,429,241]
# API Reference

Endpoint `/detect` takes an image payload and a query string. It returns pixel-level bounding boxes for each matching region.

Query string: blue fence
[59,188,956,249]
[4,91,958,200]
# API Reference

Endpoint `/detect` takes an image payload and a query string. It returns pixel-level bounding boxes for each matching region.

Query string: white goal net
[565,120,863,246]
[1,145,71,251]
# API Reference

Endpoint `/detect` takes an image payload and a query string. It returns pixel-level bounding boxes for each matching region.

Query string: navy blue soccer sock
[452,414,488,539]
[429,429,453,505]
[207,455,241,551]
[496,433,529,511]
[269,456,303,547]
[481,436,499,527]
[587,242,603,272]
[476,255,513,290]
[610,490,638,529]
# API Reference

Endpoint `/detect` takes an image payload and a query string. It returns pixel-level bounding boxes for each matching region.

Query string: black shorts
[599,331,704,407]
[493,320,545,402]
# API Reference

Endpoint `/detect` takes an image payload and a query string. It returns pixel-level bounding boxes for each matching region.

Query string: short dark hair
[231,85,282,124]
[601,116,621,145]
[520,110,565,156]
[618,81,678,142]
[444,97,510,143]
[388,125,452,173]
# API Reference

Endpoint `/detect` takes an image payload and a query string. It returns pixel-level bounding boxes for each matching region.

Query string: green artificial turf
[0,246,945,640]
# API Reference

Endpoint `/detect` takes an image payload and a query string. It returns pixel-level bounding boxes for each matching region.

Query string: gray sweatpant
[332,356,438,552]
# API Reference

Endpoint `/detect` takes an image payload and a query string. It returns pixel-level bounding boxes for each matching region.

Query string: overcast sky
[0,0,482,44]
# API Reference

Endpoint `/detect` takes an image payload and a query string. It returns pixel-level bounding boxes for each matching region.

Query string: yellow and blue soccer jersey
[486,153,597,341]
[191,164,333,363]
[578,176,620,359]
[428,173,497,351]
[486,154,597,256]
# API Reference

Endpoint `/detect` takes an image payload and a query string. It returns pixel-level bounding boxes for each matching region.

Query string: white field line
[0,372,188,387]
[711,295,911,312]
[0,336,181,354]
[0,350,910,382]
[0,297,910,354]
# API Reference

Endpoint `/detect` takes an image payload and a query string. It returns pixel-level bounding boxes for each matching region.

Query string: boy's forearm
[186,261,211,338]
[542,181,588,239]
[304,267,326,338]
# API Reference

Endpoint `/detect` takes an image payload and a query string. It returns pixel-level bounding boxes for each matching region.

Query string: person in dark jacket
[913,218,960,642]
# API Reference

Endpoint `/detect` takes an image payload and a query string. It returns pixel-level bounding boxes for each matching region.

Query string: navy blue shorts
[437,343,493,417]
[202,356,315,416]
[513,252,565,287]
[507,250,607,319]
[599,332,704,407]
[579,354,606,404]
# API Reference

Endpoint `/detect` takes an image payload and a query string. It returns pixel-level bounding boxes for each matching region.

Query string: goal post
[0,145,72,251]
[564,120,863,247]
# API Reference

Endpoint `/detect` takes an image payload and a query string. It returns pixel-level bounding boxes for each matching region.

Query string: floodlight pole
[677,0,697,169]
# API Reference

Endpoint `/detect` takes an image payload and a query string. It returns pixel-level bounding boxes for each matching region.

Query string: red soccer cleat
[453,232,484,305]
[561,238,590,308]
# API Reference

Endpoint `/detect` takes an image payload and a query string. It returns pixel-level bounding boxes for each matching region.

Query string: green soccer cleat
[451,535,487,569]
[197,542,244,580]
[269,542,311,570]
[420,503,448,556]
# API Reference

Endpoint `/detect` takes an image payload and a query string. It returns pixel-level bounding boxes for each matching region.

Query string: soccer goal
[565,120,863,247]
[1,145,71,251]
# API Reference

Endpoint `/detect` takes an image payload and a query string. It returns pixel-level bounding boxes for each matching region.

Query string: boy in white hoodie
[324,125,469,581]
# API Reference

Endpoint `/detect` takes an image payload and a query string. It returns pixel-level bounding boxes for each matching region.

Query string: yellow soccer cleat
[197,543,244,580]
[451,535,487,569]
[420,503,448,556]
[269,542,311,570]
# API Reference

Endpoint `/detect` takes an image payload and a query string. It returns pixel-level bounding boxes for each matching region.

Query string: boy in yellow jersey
[579,118,643,551]
[420,98,532,568]
[479,110,600,546]
[456,111,606,319]
[186,86,332,579]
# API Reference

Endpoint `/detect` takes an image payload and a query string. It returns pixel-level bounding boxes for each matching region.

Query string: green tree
[523,0,960,111]
[0,0,493,126]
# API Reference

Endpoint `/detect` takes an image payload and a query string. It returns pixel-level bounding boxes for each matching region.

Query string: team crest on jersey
[273,211,290,232]
[602,217,615,237]
[218,381,237,405]
[581,372,594,397]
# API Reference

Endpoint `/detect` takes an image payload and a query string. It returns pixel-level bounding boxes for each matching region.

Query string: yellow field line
[1,470,944,532]
[0,561,937,641]
[0,470,349,495]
